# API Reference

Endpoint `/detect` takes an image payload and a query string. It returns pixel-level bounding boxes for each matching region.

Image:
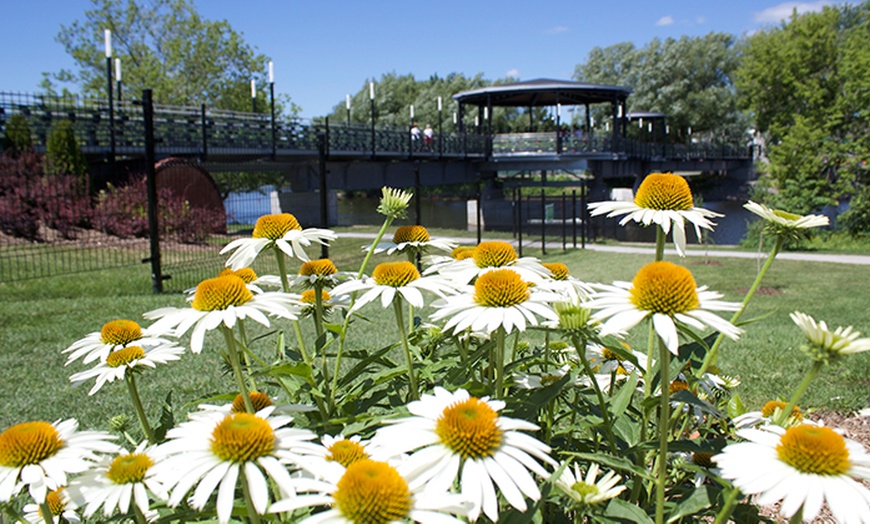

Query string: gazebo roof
[452,78,631,107]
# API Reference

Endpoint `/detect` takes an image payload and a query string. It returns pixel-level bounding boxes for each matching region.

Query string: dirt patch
[736,287,783,295]
[692,260,723,266]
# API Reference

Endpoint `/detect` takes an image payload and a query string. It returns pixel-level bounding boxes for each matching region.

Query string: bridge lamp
[251,79,257,113]
[114,58,122,101]
[104,29,116,161]
[346,94,351,126]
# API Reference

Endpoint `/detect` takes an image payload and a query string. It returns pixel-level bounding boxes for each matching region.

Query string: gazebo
[452,78,631,153]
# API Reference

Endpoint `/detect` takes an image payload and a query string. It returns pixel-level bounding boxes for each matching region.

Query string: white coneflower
[588,172,721,256]
[220,213,336,270]
[372,387,555,522]
[585,261,741,354]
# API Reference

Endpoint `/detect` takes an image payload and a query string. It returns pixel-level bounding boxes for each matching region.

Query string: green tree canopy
[47,0,296,114]
[574,33,746,143]
[736,1,870,216]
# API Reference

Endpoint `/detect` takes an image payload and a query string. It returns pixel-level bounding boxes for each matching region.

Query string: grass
[1,228,868,434]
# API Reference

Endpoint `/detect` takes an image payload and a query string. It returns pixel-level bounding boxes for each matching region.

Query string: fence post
[143,89,163,293]
[317,132,329,260]
[200,103,208,161]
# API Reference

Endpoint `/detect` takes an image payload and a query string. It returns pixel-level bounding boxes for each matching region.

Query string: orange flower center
[252,213,301,240]
[634,173,694,211]
[192,275,253,311]
[100,320,142,346]
[232,391,274,413]
[106,346,146,368]
[372,261,419,288]
[473,241,518,268]
[543,262,570,280]
[629,261,699,315]
[776,425,850,476]
[0,421,64,468]
[393,225,430,244]
[300,259,338,277]
[473,269,530,308]
[219,267,258,284]
[435,397,503,460]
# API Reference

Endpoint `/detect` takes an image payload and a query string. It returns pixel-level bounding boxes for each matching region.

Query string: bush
[0,151,91,240]
[1,113,33,154]
[93,175,226,242]
[45,119,88,183]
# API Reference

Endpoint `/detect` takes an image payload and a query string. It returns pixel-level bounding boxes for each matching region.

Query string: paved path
[337,232,870,266]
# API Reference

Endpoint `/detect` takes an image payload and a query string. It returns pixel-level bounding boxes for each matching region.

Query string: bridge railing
[1,91,748,161]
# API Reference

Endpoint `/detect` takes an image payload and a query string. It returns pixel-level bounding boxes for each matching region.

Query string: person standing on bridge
[423,124,434,151]
[411,122,421,142]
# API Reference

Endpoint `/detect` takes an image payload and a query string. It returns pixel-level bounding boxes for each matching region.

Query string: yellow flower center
[326,439,370,468]
[393,225,430,244]
[0,421,64,467]
[300,289,331,304]
[210,413,276,463]
[106,346,145,368]
[45,488,67,516]
[473,241,518,268]
[669,380,689,395]
[776,425,850,476]
[333,460,412,524]
[634,173,694,211]
[372,261,419,288]
[300,259,338,277]
[601,348,621,361]
[616,365,630,376]
[192,275,253,311]
[106,453,154,484]
[435,397,503,460]
[252,213,301,240]
[772,209,802,222]
[692,452,715,468]
[571,480,599,500]
[452,246,476,260]
[761,400,803,420]
[543,262,570,280]
[474,269,530,308]
[100,320,142,346]
[232,392,274,413]
[219,267,258,284]
[629,261,699,315]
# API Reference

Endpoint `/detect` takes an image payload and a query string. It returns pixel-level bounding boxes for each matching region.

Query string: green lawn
[1,231,868,433]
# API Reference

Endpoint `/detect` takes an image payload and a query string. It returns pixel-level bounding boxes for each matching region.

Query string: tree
[736,2,870,216]
[325,72,547,133]
[574,34,746,143]
[48,0,297,115]
[45,120,88,181]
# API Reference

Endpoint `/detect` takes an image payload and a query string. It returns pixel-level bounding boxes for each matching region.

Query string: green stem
[133,505,149,524]
[39,500,54,524]
[655,226,666,261]
[655,338,671,524]
[699,236,784,375]
[777,360,824,427]
[358,217,394,279]
[573,335,619,454]
[494,327,506,397]
[239,466,263,524]
[125,371,156,443]
[393,298,419,401]
[274,245,291,292]
[292,320,312,365]
[713,487,741,524]
[236,321,257,391]
[313,281,325,340]
[222,325,255,414]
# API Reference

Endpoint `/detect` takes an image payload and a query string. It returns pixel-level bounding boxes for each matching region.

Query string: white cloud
[543,26,569,35]
[695,16,706,24]
[753,1,831,23]
[656,15,675,26]
[505,69,520,78]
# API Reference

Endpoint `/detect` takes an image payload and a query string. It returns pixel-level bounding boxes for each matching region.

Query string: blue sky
[2,0,843,117]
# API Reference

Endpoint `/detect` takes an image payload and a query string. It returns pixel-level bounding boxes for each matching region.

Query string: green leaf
[601,498,655,523]
[268,362,313,382]
[727,393,746,419]
[667,485,713,522]
[609,370,639,418]
[153,391,174,443]
[671,389,725,419]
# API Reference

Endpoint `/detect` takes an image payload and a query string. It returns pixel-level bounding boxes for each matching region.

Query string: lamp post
[269,61,276,158]
[251,79,257,113]
[370,81,375,157]
[345,94,351,127]
[104,29,116,162]
[437,96,443,157]
[114,58,122,101]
